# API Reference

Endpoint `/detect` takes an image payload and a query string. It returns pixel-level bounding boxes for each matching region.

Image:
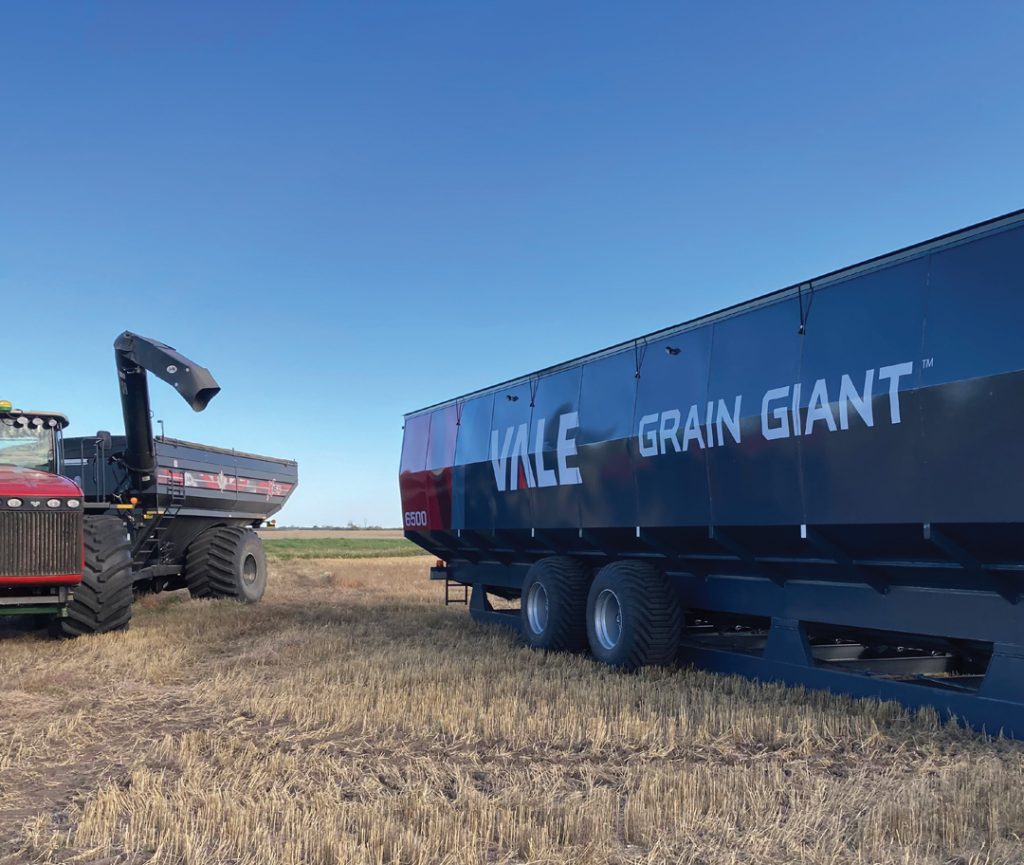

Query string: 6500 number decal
[404,510,428,528]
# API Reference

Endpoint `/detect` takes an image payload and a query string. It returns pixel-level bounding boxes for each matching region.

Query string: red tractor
[0,404,116,633]
[0,332,297,636]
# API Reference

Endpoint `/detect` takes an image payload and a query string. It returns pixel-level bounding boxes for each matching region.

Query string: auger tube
[114,331,220,492]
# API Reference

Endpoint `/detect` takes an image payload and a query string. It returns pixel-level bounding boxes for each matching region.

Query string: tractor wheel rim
[526,582,549,635]
[242,554,259,585]
[594,589,622,650]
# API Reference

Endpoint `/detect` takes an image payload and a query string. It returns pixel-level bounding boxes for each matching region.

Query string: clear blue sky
[2,2,1022,526]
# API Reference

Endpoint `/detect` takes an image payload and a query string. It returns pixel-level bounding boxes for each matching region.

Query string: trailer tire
[586,560,681,671]
[59,515,134,637]
[185,526,267,603]
[520,556,591,652]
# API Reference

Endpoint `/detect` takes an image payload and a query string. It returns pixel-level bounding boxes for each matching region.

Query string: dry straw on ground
[1,555,1023,864]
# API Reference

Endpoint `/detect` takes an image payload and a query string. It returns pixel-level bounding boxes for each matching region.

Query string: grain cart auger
[401,208,1024,737]
[0,332,297,636]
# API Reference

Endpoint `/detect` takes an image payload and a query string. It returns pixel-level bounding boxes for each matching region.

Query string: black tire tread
[185,526,263,600]
[592,560,682,670]
[521,556,590,652]
[60,515,134,637]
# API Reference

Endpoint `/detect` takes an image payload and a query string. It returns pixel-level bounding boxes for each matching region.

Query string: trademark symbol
[922,357,935,369]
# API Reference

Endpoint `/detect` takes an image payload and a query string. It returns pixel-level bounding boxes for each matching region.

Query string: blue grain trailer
[400,209,1024,735]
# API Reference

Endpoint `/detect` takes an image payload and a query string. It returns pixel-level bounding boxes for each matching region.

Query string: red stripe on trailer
[157,469,294,499]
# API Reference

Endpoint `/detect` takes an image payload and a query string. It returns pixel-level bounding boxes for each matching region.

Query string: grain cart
[0,332,297,635]
[401,208,1024,736]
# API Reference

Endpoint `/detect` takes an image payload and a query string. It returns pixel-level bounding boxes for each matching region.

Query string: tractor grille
[0,510,82,577]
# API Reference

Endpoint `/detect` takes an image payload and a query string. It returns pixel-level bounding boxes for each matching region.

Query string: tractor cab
[0,400,69,475]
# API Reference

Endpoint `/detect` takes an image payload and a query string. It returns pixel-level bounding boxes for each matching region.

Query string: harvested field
[1,554,1023,864]
[259,529,405,540]
[264,536,420,560]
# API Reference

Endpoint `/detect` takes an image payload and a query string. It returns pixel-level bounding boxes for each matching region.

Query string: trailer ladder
[444,579,469,606]
[429,560,468,606]
[132,472,187,569]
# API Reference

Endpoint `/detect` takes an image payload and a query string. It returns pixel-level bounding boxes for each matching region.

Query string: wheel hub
[241,554,259,585]
[594,588,622,650]
[526,582,549,635]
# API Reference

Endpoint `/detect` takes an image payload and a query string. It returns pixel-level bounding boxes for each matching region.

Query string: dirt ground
[1,556,1023,864]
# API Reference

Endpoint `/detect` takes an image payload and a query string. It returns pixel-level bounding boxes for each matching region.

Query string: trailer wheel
[59,515,134,637]
[519,556,591,652]
[586,560,681,671]
[185,526,267,603]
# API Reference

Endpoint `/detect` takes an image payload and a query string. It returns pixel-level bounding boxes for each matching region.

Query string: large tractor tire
[520,556,591,652]
[185,526,267,603]
[60,515,134,637]
[586,560,681,671]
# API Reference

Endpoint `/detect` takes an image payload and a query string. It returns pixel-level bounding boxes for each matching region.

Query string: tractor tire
[59,515,134,637]
[586,560,681,671]
[185,526,267,603]
[520,556,591,652]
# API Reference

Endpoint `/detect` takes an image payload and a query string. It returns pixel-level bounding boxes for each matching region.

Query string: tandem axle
[435,553,1024,737]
